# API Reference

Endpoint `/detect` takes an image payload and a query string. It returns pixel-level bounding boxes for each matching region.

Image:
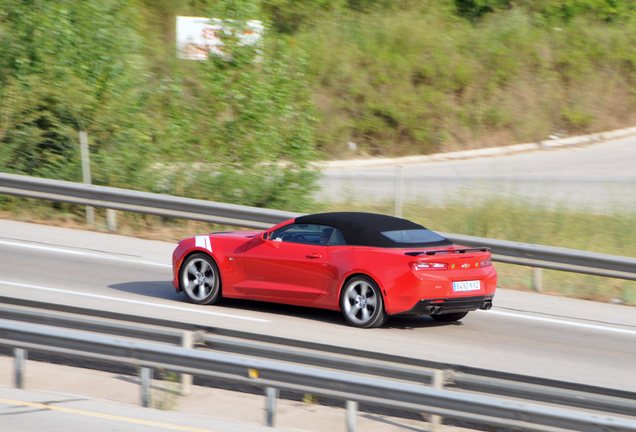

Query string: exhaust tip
[480,301,492,310]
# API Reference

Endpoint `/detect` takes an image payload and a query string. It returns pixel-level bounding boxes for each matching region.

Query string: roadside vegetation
[1,0,636,303]
[302,1,636,158]
[0,0,319,211]
[2,0,636,205]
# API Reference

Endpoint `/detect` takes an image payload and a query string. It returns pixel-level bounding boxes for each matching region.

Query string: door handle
[306,253,322,259]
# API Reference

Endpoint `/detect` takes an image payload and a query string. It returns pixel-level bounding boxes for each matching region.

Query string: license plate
[453,280,481,292]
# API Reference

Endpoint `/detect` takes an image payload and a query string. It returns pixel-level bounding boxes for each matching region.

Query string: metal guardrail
[0,172,298,229]
[441,233,636,281]
[1,318,635,432]
[1,172,636,281]
[2,298,636,420]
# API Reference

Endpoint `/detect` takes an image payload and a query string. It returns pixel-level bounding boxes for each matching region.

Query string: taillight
[480,258,492,267]
[409,261,448,271]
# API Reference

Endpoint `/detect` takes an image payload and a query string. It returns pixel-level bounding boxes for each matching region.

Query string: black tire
[179,253,222,305]
[340,276,387,328]
[431,311,468,322]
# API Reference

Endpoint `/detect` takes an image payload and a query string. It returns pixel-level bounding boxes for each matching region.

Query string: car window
[381,229,447,244]
[270,224,345,246]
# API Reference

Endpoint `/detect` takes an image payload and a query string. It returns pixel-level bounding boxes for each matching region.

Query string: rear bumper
[393,294,494,316]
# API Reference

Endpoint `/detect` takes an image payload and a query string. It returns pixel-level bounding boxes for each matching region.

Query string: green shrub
[0,0,320,213]
[0,0,155,188]
[142,0,320,211]
[262,0,346,33]
[453,0,510,21]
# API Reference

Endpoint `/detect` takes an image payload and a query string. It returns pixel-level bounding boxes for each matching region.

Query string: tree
[167,0,320,211]
[0,0,155,188]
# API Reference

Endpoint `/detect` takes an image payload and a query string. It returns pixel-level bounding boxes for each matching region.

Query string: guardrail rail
[2,172,636,287]
[1,298,635,432]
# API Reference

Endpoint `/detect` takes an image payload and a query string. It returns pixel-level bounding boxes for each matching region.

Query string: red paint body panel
[172,219,497,316]
[240,238,328,299]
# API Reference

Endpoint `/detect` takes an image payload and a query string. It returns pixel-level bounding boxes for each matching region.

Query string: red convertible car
[172,212,497,328]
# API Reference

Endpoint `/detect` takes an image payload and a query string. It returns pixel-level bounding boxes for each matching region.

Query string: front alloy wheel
[340,276,387,328]
[180,253,222,305]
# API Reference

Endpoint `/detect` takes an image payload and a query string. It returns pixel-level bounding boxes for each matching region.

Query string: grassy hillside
[298,3,636,157]
[2,0,636,205]
[139,0,636,159]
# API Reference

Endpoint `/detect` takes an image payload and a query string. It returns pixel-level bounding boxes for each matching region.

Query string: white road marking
[479,309,636,336]
[0,239,171,267]
[0,281,270,323]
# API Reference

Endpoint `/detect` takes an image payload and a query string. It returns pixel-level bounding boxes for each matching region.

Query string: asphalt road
[317,134,636,212]
[0,219,635,396]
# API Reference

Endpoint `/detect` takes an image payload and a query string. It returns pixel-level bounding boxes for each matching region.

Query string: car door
[241,223,332,300]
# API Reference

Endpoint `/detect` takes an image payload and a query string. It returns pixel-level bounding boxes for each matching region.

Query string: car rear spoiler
[405,247,490,256]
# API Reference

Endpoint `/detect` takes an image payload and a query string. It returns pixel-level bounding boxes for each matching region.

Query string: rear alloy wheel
[340,276,387,328]
[431,312,468,322]
[180,253,222,305]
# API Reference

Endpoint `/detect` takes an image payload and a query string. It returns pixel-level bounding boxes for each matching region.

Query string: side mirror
[259,231,269,242]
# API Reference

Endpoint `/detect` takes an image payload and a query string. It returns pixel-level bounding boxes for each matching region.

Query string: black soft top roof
[294,212,453,248]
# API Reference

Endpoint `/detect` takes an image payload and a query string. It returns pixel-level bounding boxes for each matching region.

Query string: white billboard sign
[176,16,263,60]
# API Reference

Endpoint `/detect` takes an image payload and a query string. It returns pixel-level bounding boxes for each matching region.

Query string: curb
[316,126,636,169]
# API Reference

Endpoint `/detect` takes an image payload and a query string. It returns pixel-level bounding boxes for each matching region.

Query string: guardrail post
[346,400,358,432]
[180,331,193,396]
[14,348,27,389]
[140,367,151,407]
[79,131,95,228]
[265,387,279,427]
[533,267,543,292]
[430,369,444,431]
[106,209,117,232]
